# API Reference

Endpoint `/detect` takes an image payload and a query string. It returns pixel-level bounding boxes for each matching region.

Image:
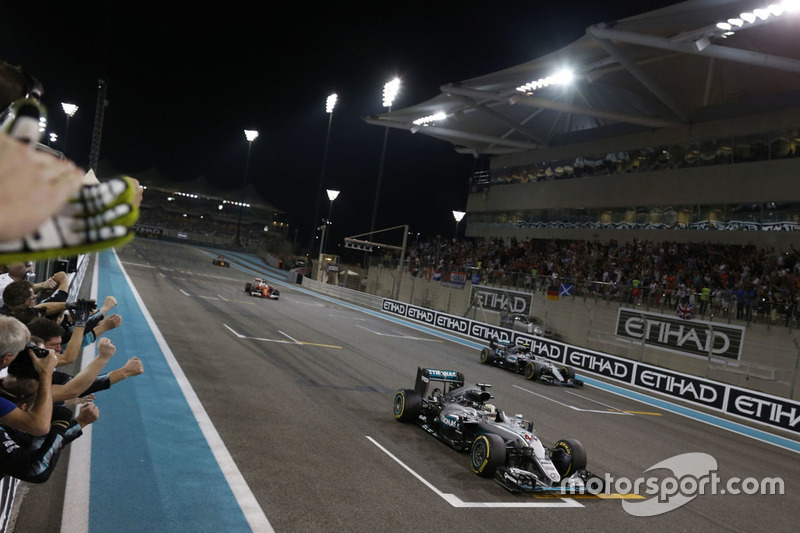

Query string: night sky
[2,1,677,250]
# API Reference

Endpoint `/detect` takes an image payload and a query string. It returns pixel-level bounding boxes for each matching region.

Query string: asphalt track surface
[14,238,800,532]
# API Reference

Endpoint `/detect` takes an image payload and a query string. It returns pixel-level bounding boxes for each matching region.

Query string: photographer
[0,316,57,435]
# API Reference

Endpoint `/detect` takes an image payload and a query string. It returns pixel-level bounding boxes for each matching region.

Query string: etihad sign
[616,308,745,360]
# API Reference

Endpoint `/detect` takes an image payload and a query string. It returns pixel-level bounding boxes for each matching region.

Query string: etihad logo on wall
[616,308,744,360]
[469,286,532,315]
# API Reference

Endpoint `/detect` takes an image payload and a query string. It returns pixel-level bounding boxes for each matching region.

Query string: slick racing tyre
[551,439,587,478]
[471,434,507,477]
[561,366,576,380]
[245,283,252,293]
[479,347,495,364]
[393,389,422,423]
[524,362,543,380]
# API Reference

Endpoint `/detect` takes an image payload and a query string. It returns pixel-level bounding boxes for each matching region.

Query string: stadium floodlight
[516,69,574,93]
[61,102,78,156]
[453,210,466,238]
[326,93,337,114]
[382,78,400,108]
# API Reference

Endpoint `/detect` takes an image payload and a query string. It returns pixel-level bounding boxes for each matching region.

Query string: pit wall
[365,266,800,402]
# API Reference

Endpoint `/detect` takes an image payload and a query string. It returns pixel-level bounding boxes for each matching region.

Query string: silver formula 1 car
[393,367,601,493]
[480,338,583,387]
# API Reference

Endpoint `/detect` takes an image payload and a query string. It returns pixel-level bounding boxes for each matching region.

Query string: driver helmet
[482,403,497,422]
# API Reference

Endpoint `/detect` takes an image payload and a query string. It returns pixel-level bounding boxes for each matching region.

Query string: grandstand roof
[129,168,282,213]
[364,0,800,156]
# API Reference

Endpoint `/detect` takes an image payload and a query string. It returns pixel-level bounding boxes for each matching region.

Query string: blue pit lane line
[74,249,273,532]
[210,248,800,455]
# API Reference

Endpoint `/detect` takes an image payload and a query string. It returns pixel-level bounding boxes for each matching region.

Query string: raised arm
[53,338,116,402]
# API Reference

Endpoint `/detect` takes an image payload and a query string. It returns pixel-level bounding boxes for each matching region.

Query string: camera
[20,341,49,359]
[7,342,49,379]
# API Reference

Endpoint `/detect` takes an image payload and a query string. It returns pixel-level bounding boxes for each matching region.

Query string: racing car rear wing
[415,367,465,398]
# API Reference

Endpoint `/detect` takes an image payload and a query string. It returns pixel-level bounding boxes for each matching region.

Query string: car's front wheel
[479,348,495,364]
[551,438,587,478]
[393,389,422,423]
[245,283,252,293]
[471,434,507,477]
[524,362,542,380]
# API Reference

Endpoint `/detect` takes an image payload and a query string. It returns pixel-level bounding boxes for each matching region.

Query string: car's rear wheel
[551,438,587,478]
[524,362,542,380]
[393,389,422,422]
[245,283,252,293]
[471,433,507,477]
[479,348,495,364]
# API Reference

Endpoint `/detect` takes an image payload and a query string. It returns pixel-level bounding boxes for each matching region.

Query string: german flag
[546,286,559,301]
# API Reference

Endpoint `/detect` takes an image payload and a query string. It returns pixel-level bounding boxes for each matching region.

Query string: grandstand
[131,171,291,254]
[365,0,800,248]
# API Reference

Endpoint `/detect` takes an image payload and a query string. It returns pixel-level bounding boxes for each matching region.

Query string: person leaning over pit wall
[0,363,98,484]
[0,262,56,309]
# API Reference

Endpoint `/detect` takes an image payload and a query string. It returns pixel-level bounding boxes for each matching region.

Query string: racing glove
[0,176,138,263]
[69,299,97,328]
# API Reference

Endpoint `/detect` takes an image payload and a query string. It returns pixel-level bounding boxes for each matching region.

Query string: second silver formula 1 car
[479,338,583,387]
[393,367,601,493]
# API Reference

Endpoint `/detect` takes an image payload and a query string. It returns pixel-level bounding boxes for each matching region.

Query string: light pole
[318,188,340,282]
[310,93,337,260]
[369,78,400,237]
[235,129,259,247]
[61,102,78,157]
[453,210,466,239]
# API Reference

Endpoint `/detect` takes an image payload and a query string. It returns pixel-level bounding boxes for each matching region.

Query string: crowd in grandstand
[483,130,800,187]
[405,236,800,326]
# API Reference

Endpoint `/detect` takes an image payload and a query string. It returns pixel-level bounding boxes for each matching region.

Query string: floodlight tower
[310,93,338,259]
[318,188,340,282]
[235,129,259,247]
[369,78,400,237]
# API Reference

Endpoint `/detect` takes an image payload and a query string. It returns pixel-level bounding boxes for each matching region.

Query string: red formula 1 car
[245,277,280,300]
